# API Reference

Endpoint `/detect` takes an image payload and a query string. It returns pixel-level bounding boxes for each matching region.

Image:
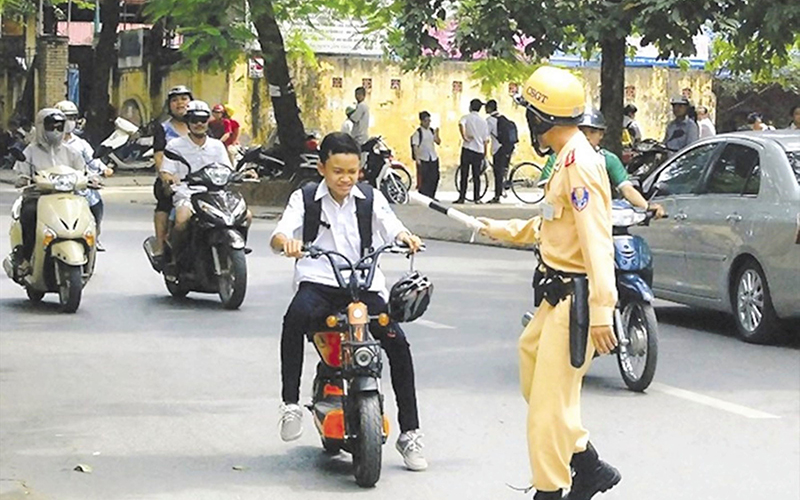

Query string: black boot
[534,490,563,500]
[566,442,621,500]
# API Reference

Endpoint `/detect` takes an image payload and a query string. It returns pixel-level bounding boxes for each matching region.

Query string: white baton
[408,192,485,234]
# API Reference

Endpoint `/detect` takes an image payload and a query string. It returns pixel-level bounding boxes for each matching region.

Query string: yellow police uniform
[482,130,616,491]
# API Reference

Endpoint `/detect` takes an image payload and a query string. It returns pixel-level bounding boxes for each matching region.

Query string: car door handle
[726,213,743,222]
[673,213,687,221]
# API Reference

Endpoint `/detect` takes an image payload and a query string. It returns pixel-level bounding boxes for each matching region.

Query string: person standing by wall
[350,87,370,148]
[456,99,489,204]
[485,99,517,203]
[696,106,716,138]
[222,104,241,164]
[411,111,441,199]
[621,104,642,147]
[664,96,699,152]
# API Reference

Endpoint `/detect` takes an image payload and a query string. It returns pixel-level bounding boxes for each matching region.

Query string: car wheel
[731,260,782,344]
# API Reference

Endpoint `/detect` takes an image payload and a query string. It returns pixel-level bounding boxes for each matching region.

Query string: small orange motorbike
[303,242,418,488]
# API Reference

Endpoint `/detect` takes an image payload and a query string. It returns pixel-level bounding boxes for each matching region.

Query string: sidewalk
[0,169,540,248]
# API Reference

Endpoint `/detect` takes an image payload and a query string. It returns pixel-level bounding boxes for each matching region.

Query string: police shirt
[485,132,617,326]
[540,149,630,190]
[271,182,408,299]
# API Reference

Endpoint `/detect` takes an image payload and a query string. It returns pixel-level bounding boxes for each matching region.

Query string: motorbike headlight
[206,167,231,187]
[197,199,234,225]
[354,347,375,368]
[50,173,77,192]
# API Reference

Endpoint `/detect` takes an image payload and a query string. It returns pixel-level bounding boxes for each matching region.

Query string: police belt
[533,263,591,368]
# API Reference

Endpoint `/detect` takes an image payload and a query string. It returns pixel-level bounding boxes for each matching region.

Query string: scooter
[623,139,670,179]
[610,199,659,392]
[302,242,420,488]
[3,163,98,313]
[143,150,256,309]
[362,136,409,204]
[96,117,154,171]
[522,200,659,392]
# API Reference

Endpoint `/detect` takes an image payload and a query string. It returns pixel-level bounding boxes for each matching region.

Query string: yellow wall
[110,57,714,171]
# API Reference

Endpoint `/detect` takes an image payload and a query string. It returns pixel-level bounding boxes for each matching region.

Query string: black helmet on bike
[388,271,433,323]
[577,107,607,130]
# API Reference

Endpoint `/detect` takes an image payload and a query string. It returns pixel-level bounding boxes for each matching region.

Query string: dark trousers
[281,282,420,432]
[20,197,38,260]
[458,148,484,201]
[90,198,104,234]
[418,159,440,199]
[492,147,514,199]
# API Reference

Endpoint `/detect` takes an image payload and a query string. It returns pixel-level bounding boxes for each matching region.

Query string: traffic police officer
[478,66,621,500]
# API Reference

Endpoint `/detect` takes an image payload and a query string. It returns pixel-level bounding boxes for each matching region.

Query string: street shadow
[143,294,239,311]
[655,305,800,349]
[0,297,67,315]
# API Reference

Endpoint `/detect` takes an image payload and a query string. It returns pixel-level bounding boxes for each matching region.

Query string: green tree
[391,0,800,155]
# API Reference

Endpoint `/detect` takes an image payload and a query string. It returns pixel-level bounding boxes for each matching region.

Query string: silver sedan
[635,130,800,343]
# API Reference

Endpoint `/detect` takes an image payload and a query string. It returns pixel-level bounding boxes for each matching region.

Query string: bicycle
[454,158,545,204]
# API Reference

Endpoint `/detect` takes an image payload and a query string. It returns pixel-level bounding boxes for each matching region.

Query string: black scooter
[143,150,256,309]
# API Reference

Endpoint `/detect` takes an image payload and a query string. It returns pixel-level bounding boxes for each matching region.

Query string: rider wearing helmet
[160,100,253,267]
[478,66,621,500]
[150,85,194,265]
[13,108,85,267]
[664,95,699,152]
[55,100,114,251]
[539,107,665,218]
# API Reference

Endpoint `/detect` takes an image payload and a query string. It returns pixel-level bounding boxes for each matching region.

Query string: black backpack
[301,182,375,256]
[410,127,423,161]
[497,115,519,146]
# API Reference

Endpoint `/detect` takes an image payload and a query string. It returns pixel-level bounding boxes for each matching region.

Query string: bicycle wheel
[454,164,490,202]
[510,162,545,204]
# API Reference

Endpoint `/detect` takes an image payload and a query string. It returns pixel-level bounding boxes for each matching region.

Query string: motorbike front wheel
[352,393,383,488]
[57,261,83,313]
[218,247,247,310]
[616,300,658,392]
[380,173,408,204]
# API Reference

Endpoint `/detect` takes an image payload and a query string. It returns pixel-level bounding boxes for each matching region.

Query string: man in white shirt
[349,87,370,147]
[696,106,716,138]
[161,100,239,258]
[270,132,429,472]
[411,111,441,198]
[456,99,490,203]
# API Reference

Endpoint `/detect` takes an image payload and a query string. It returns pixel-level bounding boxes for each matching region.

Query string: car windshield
[787,151,800,185]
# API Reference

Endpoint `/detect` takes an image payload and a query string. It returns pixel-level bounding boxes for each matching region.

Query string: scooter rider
[151,85,192,267]
[13,109,85,270]
[54,100,114,251]
[270,132,429,472]
[160,100,254,270]
[540,107,665,219]
[478,66,621,500]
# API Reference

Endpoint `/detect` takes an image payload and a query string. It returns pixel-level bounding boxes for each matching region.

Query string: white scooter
[96,117,154,170]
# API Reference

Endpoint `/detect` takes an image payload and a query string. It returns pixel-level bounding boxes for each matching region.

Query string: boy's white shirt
[271,182,408,299]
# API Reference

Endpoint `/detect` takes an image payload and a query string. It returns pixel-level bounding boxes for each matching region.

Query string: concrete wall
[109,57,715,171]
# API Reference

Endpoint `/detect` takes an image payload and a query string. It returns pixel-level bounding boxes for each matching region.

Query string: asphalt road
[1,186,798,500]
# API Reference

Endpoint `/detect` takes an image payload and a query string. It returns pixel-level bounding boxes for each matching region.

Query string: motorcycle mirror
[651,182,669,197]
[163,149,191,168]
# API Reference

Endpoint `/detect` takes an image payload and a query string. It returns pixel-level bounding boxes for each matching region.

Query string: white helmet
[54,100,79,118]
[185,100,211,120]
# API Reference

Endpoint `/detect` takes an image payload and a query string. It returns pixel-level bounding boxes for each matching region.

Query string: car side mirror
[651,182,669,198]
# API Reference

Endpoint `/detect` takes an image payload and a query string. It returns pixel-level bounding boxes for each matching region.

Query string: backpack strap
[301,182,322,245]
[355,182,374,256]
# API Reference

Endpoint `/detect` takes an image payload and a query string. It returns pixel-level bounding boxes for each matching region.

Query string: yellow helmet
[518,66,585,124]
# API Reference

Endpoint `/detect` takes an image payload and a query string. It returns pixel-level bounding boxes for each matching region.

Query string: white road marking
[650,382,780,419]
[412,319,456,330]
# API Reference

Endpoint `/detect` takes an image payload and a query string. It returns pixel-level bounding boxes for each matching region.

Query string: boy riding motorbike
[270,132,429,471]
[12,108,86,271]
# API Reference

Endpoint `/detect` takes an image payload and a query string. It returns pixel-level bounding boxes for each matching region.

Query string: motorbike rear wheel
[352,393,383,488]
[57,261,83,313]
[218,247,247,310]
[616,300,658,392]
[380,173,408,204]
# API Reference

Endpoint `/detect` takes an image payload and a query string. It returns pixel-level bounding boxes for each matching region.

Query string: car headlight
[50,173,77,192]
[354,347,375,368]
[206,167,231,186]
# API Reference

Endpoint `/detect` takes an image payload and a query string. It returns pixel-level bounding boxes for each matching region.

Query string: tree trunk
[85,0,120,146]
[599,34,626,157]
[247,0,306,172]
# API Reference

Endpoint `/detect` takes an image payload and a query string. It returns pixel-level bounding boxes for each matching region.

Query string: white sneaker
[396,429,428,471]
[279,403,304,442]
